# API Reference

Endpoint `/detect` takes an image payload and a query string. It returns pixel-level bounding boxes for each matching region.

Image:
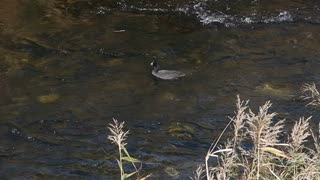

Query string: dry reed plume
[201,94,320,180]
[108,83,320,179]
[108,118,150,180]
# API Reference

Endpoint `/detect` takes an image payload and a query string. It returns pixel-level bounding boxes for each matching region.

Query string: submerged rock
[107,58,124,66]
[159,92,177,101]
[37,93,60,103]
[256,83,293,97]
[167,122,195,139]
[164,166,179,177]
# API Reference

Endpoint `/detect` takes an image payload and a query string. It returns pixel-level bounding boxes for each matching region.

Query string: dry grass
[204,94,320,180]
[108,84,320,179]
[108,118,150,180]
[301,83,320,107]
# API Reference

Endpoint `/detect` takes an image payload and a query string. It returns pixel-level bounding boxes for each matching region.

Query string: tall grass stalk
[108,118,141,180]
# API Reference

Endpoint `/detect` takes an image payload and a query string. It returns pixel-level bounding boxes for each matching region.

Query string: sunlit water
[1,0,320,179]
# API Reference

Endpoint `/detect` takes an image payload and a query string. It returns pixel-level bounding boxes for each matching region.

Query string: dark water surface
[1,0,320,179]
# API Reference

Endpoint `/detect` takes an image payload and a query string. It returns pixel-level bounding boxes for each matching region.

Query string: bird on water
[150,61,186,80]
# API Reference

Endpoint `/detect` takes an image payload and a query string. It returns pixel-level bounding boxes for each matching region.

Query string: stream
[1,0,320,179]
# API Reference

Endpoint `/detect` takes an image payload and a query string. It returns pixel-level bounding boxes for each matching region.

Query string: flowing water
[1,0,320,179]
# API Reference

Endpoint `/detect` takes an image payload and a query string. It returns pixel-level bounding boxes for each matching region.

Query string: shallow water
[1,0,320,179]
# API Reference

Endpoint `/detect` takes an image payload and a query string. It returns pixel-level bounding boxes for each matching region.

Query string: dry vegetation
[108,83,320,179]
[192,95,320,180]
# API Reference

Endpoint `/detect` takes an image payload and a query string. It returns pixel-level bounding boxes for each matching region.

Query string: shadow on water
[1,0,320,179]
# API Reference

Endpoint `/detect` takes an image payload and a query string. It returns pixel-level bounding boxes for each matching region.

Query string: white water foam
[263,11,293,23]
[92,1,318,27]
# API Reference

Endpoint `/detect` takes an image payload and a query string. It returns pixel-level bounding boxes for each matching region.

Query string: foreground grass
[107,119,150,180]
[108,83,320,179]
[192,96,320,180]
